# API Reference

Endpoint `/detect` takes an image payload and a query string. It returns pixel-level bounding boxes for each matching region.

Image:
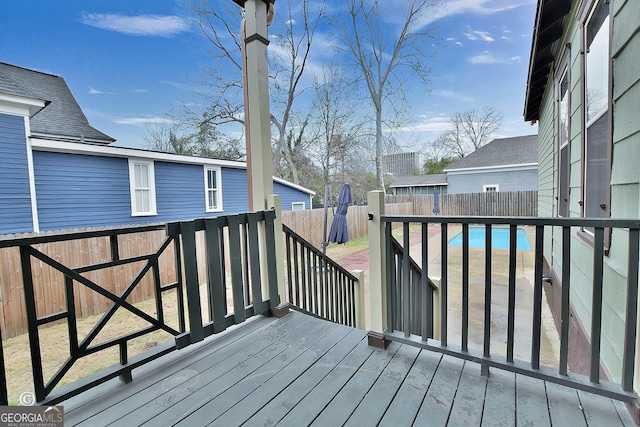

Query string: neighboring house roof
[389,174,447,188]
[523,0,572,121]
[0,62,115,144]
[445,135,538,172]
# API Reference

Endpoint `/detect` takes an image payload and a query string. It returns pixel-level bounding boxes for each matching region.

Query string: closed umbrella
[433,188,440,214]
[328,183,352,244]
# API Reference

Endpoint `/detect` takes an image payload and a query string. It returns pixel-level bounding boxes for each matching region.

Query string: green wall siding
[537,0,640,383]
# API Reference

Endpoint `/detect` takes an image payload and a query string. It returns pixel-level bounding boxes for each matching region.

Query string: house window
[128,160,157,216]
[582,0,610,224]
[483,185,499,193]
[558,66,570,217]
[205,166,223,212]
[292,202,305,211]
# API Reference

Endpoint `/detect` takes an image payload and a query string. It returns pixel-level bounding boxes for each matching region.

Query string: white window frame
[204,166,223,212]
[483,185,499,193]
[581,0,611,238]
[557,60,571,218]
[128,159,157,216]
[291,202,305,211]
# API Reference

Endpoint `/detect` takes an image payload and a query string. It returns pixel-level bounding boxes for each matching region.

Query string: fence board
[282,191,537,250]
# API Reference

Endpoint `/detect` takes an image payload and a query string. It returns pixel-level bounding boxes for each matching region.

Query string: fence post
[367,191,389,348]
[352,270,366,330]
[268,194,289,317]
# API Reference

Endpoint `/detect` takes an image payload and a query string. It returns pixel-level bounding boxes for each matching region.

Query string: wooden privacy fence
[386,190,538,217]
[281,202,413,248]
[282,191,537,248]
[0,226,222,339]
[0,226,175,339]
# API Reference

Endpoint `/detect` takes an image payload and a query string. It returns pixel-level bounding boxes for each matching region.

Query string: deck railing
[282,224,361,328]
[0,211,279,405]
[388,229,439,338]
[381,214,640,403]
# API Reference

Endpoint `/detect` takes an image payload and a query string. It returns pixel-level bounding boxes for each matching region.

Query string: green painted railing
[282,224,359,327]
[0,211,279,405]
[382,215,640,404]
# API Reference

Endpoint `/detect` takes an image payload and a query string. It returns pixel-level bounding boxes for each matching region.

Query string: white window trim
[204,166,223,212]
[291,202,305,211]
[128,159,157,216]
[483,185,499,192]
[557,59,571,218]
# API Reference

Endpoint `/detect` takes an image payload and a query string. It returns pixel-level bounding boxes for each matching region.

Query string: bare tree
[269,0,325,184]
[307,65,363,189]
[333,0,441,191]
[184,0,324,184]
[184,1,245,128]
[441,107,503,158]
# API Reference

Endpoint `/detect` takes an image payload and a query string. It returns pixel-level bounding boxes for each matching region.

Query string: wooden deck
[61,311,635,426]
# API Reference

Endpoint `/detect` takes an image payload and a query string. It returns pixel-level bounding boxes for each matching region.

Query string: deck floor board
[60,311,637,426]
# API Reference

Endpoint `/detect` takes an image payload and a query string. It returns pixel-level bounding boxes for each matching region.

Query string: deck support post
[367,191,390,349]
[242,0,274,212]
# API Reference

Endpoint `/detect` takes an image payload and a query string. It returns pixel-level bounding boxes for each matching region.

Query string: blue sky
[1,0,538,152]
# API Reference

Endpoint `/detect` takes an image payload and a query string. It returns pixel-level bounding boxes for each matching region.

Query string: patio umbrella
[328,183,352,244]
[433,188,441,214]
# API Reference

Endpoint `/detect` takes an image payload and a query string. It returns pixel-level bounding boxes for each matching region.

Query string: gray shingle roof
[0,62,115,144]
[445,135,538,171]
[390,174,447,188]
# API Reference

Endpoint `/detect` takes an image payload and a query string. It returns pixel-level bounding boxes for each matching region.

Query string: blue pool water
[448,226,531,250]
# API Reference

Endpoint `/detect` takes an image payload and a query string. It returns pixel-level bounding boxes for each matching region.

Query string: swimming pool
[448,226,531,250]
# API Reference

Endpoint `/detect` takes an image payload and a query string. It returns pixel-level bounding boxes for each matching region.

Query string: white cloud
[463,30,495,42]
[398,116,452,133]
[88,86,114,95]
[469,51,520,64]
[409,0,536,29]
[435,90,475,103]
[81,13,190,37]
[114,117,174,126]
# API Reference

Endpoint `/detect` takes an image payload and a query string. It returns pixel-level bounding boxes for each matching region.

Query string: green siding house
[524,0,640,391]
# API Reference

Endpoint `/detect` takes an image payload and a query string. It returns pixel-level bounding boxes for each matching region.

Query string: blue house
[0,62,314,235]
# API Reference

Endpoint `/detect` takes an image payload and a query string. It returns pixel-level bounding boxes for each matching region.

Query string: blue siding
[447,169,538,194]
[220,167,250,214]
[220,168,312,212]
[34,151,135,230]
[30,151,312,232]
[275,181,310,210]
[154,161,210,221]
[0,114,33,234]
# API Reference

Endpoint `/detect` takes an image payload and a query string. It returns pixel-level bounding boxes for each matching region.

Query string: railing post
[431,277,441,341]
[268,194,289,317]
[367,190,389,348]
[352,270,366,330]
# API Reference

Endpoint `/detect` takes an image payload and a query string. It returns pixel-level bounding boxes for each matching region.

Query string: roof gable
[0,62,115,144]
[445,135,538,171]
